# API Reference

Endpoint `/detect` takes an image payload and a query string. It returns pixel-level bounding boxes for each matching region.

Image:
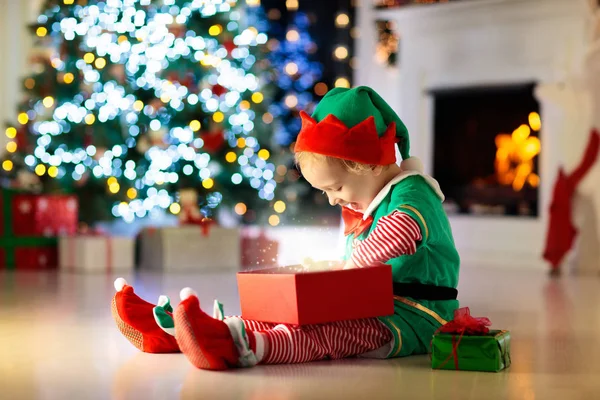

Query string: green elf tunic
[345,171,460,358]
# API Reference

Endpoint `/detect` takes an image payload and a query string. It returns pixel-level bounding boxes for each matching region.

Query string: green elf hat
[295,86,423,172]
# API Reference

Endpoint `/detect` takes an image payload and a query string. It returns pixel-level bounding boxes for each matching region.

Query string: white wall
[0,0,40,150]
[356,0,598,269]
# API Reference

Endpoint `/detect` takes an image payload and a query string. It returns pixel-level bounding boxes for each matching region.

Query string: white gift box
[59,235,135,273]
[139,226,241,271]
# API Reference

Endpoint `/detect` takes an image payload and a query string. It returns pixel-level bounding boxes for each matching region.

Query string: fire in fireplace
[432,83,540,217]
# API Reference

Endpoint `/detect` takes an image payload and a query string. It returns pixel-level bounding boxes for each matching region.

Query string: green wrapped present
[431,307,511,372]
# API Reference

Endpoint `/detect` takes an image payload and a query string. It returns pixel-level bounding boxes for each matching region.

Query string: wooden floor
[1,265,599,400]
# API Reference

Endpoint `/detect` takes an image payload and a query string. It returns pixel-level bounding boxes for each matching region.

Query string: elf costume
[111,86,460,369]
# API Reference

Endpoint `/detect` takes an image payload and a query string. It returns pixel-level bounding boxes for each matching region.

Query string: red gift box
[241,232,279,268]
[6,194,78,237]
[0,247,58,270]
[237,263,394,325]
[0,190,78,270]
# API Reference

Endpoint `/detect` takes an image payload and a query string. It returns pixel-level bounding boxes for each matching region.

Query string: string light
[169,203,181,214]
[286,0,299,11]
[334,77,351,88]
[258,149,270,160]
[18,113,29,125]
[237,138,246,148]
[48,166,58,178]
[6,142,17,153]
[209,25,223,36]
[35,164,46,176]
[336,14,350,28]
[5,127,17,139]
[109,182,120,194]
[251,92,264,103]
[213,111,224,123]
[189,120,201,131]
[2,160,13,172]
[262,113,273,124]
[286,30,300,42]
[83,53,95,63]
[269,214,280,226]
[36,27,47,37]
[43,96,54,108]
[226,152,237,163]
[64,0,74,4]
[235,202,247,215]
[284,62,298,75]
[202,178,214,189]
[274,200,286,213]
[25,79,35,89]
[314,82,328,96]
[127,188,137,199]
[63,73,74,84]
[94,58,107,69]
[246,0,260,6]
[334,46,349,60]
[284,94,298,108]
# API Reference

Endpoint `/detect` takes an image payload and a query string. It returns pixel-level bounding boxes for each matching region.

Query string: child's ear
[371,165,384,176]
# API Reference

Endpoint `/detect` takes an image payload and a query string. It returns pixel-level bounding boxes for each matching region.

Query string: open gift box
[236,262,394,325]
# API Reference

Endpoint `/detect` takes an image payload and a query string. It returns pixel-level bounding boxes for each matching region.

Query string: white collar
[359,171,445,220]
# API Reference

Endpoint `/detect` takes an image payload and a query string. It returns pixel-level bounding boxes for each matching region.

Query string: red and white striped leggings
[232,318,393,364]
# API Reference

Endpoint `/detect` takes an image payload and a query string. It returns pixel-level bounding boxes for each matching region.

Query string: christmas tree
[247,6,332,223]
[1,0,302,226]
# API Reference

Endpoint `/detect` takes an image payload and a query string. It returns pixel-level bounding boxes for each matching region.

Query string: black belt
[393,282,458,301]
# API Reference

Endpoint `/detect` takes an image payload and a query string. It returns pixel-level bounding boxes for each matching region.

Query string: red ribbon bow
[342,207,374,237]
[439,307,491,335]
[190,217,216,236]
[432,307,492,370]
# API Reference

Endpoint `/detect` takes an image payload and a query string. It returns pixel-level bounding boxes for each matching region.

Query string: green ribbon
[1,189,57,269]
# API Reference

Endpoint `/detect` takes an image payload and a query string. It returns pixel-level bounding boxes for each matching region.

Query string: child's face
[300,158,384,212]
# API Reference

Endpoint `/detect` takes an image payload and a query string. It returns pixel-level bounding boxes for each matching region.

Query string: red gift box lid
[237,263,394,325]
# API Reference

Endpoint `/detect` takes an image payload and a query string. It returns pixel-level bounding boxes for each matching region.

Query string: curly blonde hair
[294,152,379,175]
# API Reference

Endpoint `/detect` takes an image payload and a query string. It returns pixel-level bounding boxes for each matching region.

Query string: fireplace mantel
[356,0,600,269]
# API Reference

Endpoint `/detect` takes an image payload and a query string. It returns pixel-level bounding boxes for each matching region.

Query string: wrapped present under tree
[431,307,511,372]
[138,220,240,272]
[0,189,78,269]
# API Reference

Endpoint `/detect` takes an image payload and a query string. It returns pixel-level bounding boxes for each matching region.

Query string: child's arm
[347,211,422,269]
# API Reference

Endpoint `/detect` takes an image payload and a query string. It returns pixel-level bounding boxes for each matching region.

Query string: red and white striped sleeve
[351,211,422,268]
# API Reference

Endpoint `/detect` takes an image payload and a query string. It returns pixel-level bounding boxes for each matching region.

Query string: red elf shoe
[174,288,258,370]
[111,278,180,353]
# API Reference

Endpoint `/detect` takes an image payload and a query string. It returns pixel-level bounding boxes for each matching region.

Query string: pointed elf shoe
[174,288,258,370]
[111,278,180,353]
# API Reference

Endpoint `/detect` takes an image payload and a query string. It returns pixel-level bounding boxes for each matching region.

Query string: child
[111,86,460,369]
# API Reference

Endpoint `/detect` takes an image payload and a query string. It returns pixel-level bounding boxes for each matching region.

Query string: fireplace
[355,0,598,268]
[432,83,541,217]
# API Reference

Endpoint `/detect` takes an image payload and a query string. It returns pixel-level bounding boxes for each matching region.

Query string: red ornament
[543,129,600,272]
[201,130,225,153]
[167,72,179,82]
[182,73,196,90]
[223,40,235,54]
[211,84,227,97]
[83,129,93,148]
[15,126,29,150]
